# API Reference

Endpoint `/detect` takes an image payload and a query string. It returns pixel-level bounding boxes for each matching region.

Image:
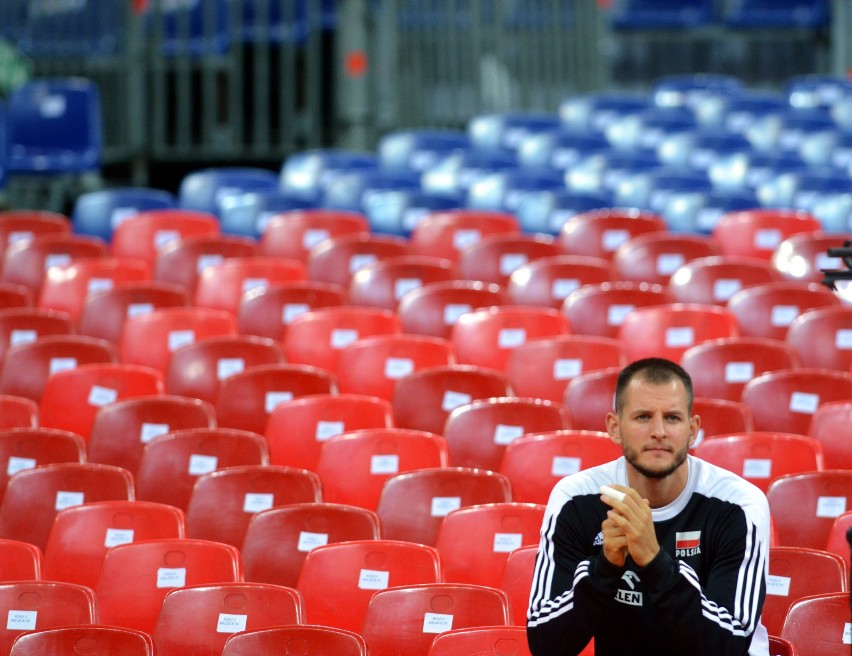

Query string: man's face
[606,377,699,480]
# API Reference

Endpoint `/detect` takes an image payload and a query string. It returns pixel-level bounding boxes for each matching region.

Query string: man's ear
[688,414,701,447]
[605,412,621,445]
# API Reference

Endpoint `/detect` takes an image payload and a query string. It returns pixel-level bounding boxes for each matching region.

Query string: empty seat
[0,211,71,257]
[135,427,269,511]
[506,255,614,309]
[680,337,801,402]
[96,538,243,635]
[691,397,754,445]
[236,281,347,341]
[457,234,563,287]
[186,465,321,547]
[361,583,511,656]
[78,281,190,345]
[153,234,259,296]
[667,256,784,305]
[562,367,620,431]
[499,430,620,504]
[215,363,338,435]
[265,393,395,471]
[154,582,304,656]
[316,428,449,510]
[88,394,216,474]
[428,626,532,656]
[377,467,512,546]
[260,209,370,262]
[452,306,570,372]
[222,625,368,656]
[768,470,852,550]
[499,545,538,626]
[284,306,402,372]
[558,208,668,261]
[0,234,107,296]
[39,363,164,439]
[741,368,852,434]
[0,538,42,581]
[443,397,572,471]
[72,185,177,242]
[194,256,307,315]
[826,510,852,570]
[786,306,852,371]
[178,167,279,217]
[0,308,74,365]
[693,432,823,493]
[712,209,821,261]
[110,209,220,268]
[772,232,852,283]
[119,307,237,375]
[435,503,545,587]
[612,233,722,286]
[727,281,840,341]
[561,281,673,339]
[0,462,134,551]
[397,280,509,340]
[242,502,381,588]
[780,592,848,656]
[348,255,457,311]
[335,334,455,400]
[42,499,186,589]
[810,400,852,469]
[10,625,155,656]
[409,210,520,264]
[506,334,626,403]
[0,282,34,309]
[165,335,285,404]
[297,539,443,632]
[306,233,410,288]
[0,395,38,430]
[767,635,798,656]
[618,303,740,362]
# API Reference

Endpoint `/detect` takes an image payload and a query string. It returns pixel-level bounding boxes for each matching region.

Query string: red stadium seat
[1,234,107,296]
[0,307,74,364]
[0,211,70,255]
[562,367,620,431]
[712,209,821,261]
[428,626,532,656]
[825,511,852,570]
[768,471,852,550]
[667,256,783,305]
[348,255,457,311]
[558,208,667,261]
[153,234,258,295]
[10,625,155,656]
[612,232,722,286]
[110,209,220,268]
[0,538,42,581]
[506,254,613,309]
[772,231,852,283]
[409,210,520,264]
[561,281,672,339]
[691,397,754,446]
[499,545,538,626]
[786,306,852,371]
[457,233,562,287]
[193,257,307,315]
[781,592,848,656]
[306,233,409,288]
[236,281,347,341]
[0,394,38,430]
[810,400,852,469]
[223,625,368,656]
[260,209,370,263]
[0,282,34,310]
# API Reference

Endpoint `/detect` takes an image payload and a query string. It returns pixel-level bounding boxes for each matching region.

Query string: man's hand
[600,484,660,567]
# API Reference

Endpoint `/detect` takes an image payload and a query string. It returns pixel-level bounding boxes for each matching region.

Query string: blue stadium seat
[773,107,837,154]
[218,189,317,239]
[151,0,231,56]
[559,91,652,133]
[466,168,565,215]
[720,91,789,134]
[322,168,422,213]
[178,167,279,217]
[239,0,330,44]
[517,189,613,235]
[468,112,561,152]
[0,103,6,192]
[785,75,852,110]
[421,147,518,196]
[565,149,660,196]
[606,105,698,153]
[378,129,470,172]
[651,74,744,123]
[517,129,610,171]
[364,189,463,237]
[664,188,760,233]
[72,187,177,242]
[280,149,378,200]
[614,168,712,217]
[609,0,716,29]
[722,0,831,28]
[657,128,752,171]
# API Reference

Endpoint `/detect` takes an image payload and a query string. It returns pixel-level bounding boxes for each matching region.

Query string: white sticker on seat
[370,454,399,475]
[602,229,629,251]
[754,229,782,250]
[87,278,113,294]
[265,391,293,413]
[713,279,741,301]
[330,328,358,349]
[554,358,582,380]
[498,328,526,348]
[140,422,169,444]
[816,496,847,518]
[6,457,36,476]
[358,569,390,590]
[452,229,481,250]
[216,358,245,380]
[9,329,36,346]
[766,575,791,597]
[494,424,524,445]
[443,304,472,325]
[197,254,223,273]
[442,390,471,412]
[664,327,694,347]
[349,254,376,274]
[836,329,852,349]
[385,357,414,379]
[770,305,798,327]
[656,253,684,275]
[127,303,154,318]
[55,490,85,510]
[154,229,180,250]
[303,229,330,249]
[394,278,422,300]
[168,329,195,351]
[157,567,186,589]
[724,362,753,383]
[49,357,77,375]
[742,459,771,479]
[297,531,328,552]
[493,532,522,553]
[243,493,274,513]
[188,454,218,475]
[552,456,581,477]
[789,391,819,414]
[423,613,453,634]
[6,610,36,630]
[217,613,247,634]
[283,303,310,324]
[607,304,633,326]
[88,385,118,407]
[552,279,580,300]
[315,420,344,441]
[104,528,134,548]
[431,496,461,517]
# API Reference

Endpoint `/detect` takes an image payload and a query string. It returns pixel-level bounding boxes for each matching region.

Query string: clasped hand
[600,485,660,568]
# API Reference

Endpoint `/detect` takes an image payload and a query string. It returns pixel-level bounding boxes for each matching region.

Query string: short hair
[613,357,694,415]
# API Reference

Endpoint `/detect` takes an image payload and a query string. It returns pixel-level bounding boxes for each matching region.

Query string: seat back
[825,510,852,571]
[242,502,381,588]
[222,625,368,656]
[499,545,538,626]
[557,209,667,261]
[712,209,821,260]
[153,234,258,295]
[780,592,849,656]
[0,308,74,364]
[260,209,370,262]
[561,281,672,339]
[562,367,620,431]
[0,538,42,581]
[0,211,71,257]
[110,209,220,268]
[727,281,840,340]
[691,397,754,445]
[72,186,177,241]
[613,233,722,286]
[427,626,532,656]
[397,280,508,340]
[306,233,410,288]
[457,234,562,287]
[236,281,347,341]
[506,255,613,309]
[10,625,155,656]
[787,306,852,371]
[348,255,457,311]
[408,210,520,264]
[0,283,34,309]
[768,471,852,550]
[193,257,307,315]
[810,400,852,469]
[667,256,784,305]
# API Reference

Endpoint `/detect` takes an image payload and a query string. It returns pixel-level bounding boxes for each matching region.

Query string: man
[527,357,770,655]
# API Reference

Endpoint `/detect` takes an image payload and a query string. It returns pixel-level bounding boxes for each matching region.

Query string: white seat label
[188,454,218,475]
[283,303,310,324]
[607,304,633,326]
[104,528,135,548]
[154,229,180,249]
[431,496,461,517]
[423,613,453,634]
[442,390,471,412]
[315,420,344,441]
[49,357,77,375]
[554,358,582,380]
[127,303,154,318]
[303,229,330,249]
[6,610,36,630]
[216,358,245,380]
[724,362,753,383]
[766,575,791,597]
[140,422,169,444]
[443,304,471,325]
[349,254,376,274]
[242,278,268,294]
[452,229,481,250]
[394,278,422,300]
[493,532,523,553]
[55,490,84,510]
[168,329,195,352]
[602,229,629,251]
[713,279,741,301]
[770,305,798,327]
[370,454,399,475]
[297,531,328,552]
[656,253,684,275]
[243,493,275,513]
[836,329,852,349]
[385,357,414,379]
[197,254,223,273]
[10,329,37,346]
[817,496,847,518]
[6,457,36,476]
[499,253,527,276]
[45,253,71,269]
[844,623,852,644]
[87,278,113,294]
[265,391,293,413]
[494,424,524,445]
[498,328,526,348]
[330,328,358,349]
[664,327,694,348]
[552,279,580,299]
[742,459,771,479]
[754,228,782,250]
[156,567,186,588]
[217,613,248,634]
[88,385,118,407]
[789,392,819,414]
[358,569,390,590]
[552,456,581,477]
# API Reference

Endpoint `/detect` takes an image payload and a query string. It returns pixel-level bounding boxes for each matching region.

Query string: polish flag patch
[675,531,701,550]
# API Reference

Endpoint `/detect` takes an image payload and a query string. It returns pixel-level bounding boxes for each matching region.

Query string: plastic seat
[768,635,799,656]
[558,209,668,261]
[428,626,532,656]
[215,363,338,435]
[499,545,539,627]
[0,462,134,551]
[10,625,155,656]
[561,281,673,339]
[397,280,508,340]
[153,234,259,296]
[391,364,514,435]
[280,149,377,200]
[297,539,443,631]
[194,257,307,315]
[780,592,848,656]
[186,465,321,547]
[306,233,410,288]
[826,510,852,570]
[768,471,852,550]
[693,432,824,494]
[264,393,394,471]
[810,400,852,469]
[0,538,42,581]
[236,281,347,341]
[72,186,177,242]
[691,397,754,446]
[335,334,455,400]
[0,308,74,365]
[316,428,449,510]
[712,209,822,261]
[680,337,801,402]
[409,210,520,264]
[0,283,34,310]
[443,397,572,471]
[786,306,852,371]
[42,499,185,589]
[219,189,318,239]
[284,306,402,372]
[348,255,457,311]
[361,583,511,656]
[135,427,269,511]
[741,368,852,434]
[506,334,626,403]
[0,427,86,506]
[762,546,847,637]
[165,335,285,404]
[612,233,722,286]
[0,211,71,256]
[562,367,620,431]
[0,334,119,402]
[0,581,97,655]
[499,430,620,505]
[119,307,237,375]
[618,303,740,362]
[772,232,852,283]
[435,503,544,587]
[178,167,280,216]
[222,625,368,656]
[726,281,840,340]
[0,395,38,430]
[466,168,565,218]
[506,255,614,309]
[88,394,216,473]
[154,582,304,656]
[96,538,243,635]
[0,234,108,296]
[457,234,562,287]
[377,467,512,546]
[667,256,784,305]
[259,209,370,262]
[110,209,221,268]
[451,306,570,372]
[242,502,381,588]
